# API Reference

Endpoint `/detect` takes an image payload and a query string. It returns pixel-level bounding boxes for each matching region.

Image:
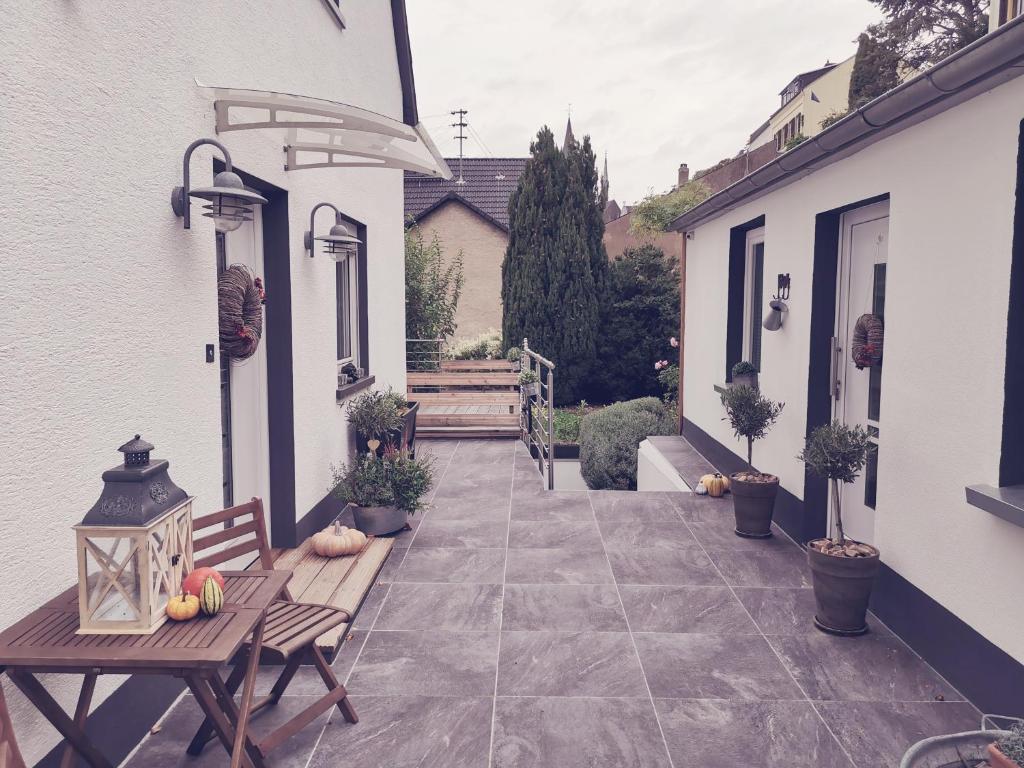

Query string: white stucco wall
[683,77,1024,662]
[1,1,410,761]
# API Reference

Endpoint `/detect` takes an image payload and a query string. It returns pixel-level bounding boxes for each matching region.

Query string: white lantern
[74,436,194,634]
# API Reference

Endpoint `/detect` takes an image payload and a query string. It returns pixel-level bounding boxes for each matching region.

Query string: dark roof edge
[669,17,1024,233]
[391,0,418,126]
[406,192,510,233]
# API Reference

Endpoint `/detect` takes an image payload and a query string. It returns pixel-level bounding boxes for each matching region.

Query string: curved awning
[197,80,452,179]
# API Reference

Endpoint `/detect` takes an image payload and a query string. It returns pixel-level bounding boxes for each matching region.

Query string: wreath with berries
[851,313,883,369]
[218,264,265,360]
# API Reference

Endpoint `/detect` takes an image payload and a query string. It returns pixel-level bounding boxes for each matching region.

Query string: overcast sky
[406,1,883,204]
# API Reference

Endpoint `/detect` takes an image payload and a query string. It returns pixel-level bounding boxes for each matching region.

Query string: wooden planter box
[356,401,419,457]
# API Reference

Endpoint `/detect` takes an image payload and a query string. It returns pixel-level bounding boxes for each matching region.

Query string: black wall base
[681,416,1024,718]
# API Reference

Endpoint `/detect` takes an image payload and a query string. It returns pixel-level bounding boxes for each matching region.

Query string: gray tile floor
[125,439,979,768]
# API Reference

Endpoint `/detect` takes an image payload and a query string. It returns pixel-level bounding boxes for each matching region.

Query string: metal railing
[520,337,555,490]
[406,338,445,372]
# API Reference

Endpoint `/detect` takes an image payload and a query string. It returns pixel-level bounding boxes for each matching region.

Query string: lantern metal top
[80,435,188,527]
[188,170,268,206]
[315,221,361,246]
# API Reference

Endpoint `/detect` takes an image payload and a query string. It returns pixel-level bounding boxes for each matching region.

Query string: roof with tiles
[404,157,528,231]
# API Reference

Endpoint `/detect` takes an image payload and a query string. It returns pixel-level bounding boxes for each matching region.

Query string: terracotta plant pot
[352,505,407,536]
[806,543,880,635]
[988,744,1022,768]
[730,473,779,538]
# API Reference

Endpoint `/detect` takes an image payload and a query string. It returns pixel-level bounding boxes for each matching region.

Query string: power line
[450,108,468,184]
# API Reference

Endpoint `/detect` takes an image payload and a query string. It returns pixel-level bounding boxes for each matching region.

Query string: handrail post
[546,368,554,490]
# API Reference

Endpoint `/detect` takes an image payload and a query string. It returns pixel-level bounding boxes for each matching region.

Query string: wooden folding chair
[186,498,357,759]
[0,684,25,768]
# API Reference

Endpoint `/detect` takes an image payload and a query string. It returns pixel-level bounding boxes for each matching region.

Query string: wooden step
[408,372,518,387]
[419,413,520,427]
[418,425,520,439]
[441,359,516,372]
[412,391,520,406]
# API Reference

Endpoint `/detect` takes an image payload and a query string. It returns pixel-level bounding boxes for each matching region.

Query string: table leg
[208,675,266,768]
[186,659,247,755]
[5,670,110,768]
[59,673,96,768]
[232,613,265,768]
[185,675,255,768]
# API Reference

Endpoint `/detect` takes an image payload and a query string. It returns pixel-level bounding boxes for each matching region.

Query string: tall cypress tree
[849,32,900,109]
[502,127,605,404]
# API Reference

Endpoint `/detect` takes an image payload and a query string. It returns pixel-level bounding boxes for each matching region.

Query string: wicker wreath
[218,264,265,360]
[851,313,883,369]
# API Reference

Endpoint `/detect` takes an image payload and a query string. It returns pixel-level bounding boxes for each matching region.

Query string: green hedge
[579,397,676,490]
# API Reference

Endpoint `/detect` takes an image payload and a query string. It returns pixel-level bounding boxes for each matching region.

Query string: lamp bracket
[306,202,341,257]
[174,138,234,230]
[773,273,791,301]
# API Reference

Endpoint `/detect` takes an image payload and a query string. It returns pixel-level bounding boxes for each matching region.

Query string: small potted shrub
[506,346,522,370]
[990,723,1024,768]
[797,420,878,635]
[731,360,759,389]
[519,369,540,398]
[347,387,419,457]
[720,386,784,537]
[331,449,434,535]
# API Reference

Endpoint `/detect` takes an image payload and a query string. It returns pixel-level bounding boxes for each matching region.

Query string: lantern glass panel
[83,535,144,624]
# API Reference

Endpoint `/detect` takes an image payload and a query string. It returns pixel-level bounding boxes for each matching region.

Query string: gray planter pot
[352,505,408,536]
[806,544,880,636]
[522,381,540,397]
[732,372,758,390]
[730,474,778,538]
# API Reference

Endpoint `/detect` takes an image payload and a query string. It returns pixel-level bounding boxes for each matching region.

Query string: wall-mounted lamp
[304,203,361,260]
[171,138,267,232]
[763,273,790,331]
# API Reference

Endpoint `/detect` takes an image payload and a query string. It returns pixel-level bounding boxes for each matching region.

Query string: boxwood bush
[579,397,676,490]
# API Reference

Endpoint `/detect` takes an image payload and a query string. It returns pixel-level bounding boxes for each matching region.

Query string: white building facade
[671,17,1024,718]
[1,2,447,763]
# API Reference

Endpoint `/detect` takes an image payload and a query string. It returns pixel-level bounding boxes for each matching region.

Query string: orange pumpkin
[183,567,225,597]
[166,593,200,621]
[701,473,728,498]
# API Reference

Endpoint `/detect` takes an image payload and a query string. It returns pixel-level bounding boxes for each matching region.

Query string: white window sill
[337,374,374,403]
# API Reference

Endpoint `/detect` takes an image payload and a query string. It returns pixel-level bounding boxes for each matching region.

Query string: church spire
[563,115,575,148]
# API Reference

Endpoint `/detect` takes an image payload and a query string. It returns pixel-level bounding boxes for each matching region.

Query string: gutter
[669,15,1024,233]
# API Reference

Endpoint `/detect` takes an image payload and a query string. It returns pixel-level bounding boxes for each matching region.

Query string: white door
[224,209,272,517]
[832,201,888,545]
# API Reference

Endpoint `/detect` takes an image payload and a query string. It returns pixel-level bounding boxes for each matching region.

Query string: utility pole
[451,108,468,184]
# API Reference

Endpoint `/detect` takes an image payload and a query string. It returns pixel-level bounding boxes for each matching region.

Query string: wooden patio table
[0,570,290,768]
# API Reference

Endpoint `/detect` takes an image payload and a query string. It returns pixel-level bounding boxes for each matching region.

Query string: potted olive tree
[731,361,759,389]
[797,420,878,635]
[347,387,419,457]
[720,386,784,538]
[331,449,434,535]
[990,723,1024,768]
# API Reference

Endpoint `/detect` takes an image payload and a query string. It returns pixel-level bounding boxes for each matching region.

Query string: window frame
[320,0,347,29]
[742,228,765,369]
[336,253,359,367]
[725,215,766,382]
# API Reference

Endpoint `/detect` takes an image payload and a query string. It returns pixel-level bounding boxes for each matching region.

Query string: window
[320,0,346,28]
[743,229,765,371]
[336,254,359,365]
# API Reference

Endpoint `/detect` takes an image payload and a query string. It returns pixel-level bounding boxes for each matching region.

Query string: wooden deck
[409,359,520,439]
[269,534,393,657]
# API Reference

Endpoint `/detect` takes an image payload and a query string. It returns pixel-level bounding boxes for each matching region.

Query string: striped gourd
[199,576,224,616]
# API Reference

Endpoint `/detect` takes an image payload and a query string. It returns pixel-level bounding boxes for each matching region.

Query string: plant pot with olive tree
[798,421,879,636]
[720,385,784,538]
[348,387,418,457]
[331,449,434,535]
[731,360,759,390]
[989,723,1024,768]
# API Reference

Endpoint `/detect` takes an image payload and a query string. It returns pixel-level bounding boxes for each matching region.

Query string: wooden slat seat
[186,499,357,760]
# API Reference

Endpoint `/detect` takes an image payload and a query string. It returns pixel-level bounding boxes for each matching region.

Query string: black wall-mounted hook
[774,273,791,301]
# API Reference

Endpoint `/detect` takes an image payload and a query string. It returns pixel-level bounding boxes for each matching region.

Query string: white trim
[742,227,765,364]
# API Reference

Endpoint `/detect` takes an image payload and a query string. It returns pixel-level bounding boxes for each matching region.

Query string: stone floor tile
[664,493,734,523]
[396,547,506,583]
[768,633,963,702]
[655,698,854,767]
[504,547,614,584]
[606,545,725,586]
[498,630,647,697]
[816,700,981,768]
[706,546,813,588]
[589,491,680,521]
[411,517,509,548]
[510,492,592,520]
[634,632,803,700]
[310,695,492,768]
[686,520,793,549]
[492,696,672,768]
[351,583,391,630]
[502,584,627,631]
[619,585,757,634]
[347,630,499,696]
[734,587,891,636]
[375,582,503,630]
[597,518,698,549]
[508,519,604,551]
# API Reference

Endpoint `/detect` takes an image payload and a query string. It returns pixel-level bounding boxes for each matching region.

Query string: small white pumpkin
[312,521,367,557]
[694,481,708,496]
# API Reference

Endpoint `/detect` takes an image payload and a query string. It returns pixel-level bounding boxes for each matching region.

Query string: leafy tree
[797,420,873,544]
[579,397,676,490]
[593,245,679,402]
[819,108,850,130]
[502,126,605,404]
[867,0,989,69]
[848,32,901,109]
[629,180,711,237]
[720,386,784,472]
[404,225,464,340]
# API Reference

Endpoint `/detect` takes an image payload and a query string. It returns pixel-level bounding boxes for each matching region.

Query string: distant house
[405,158,527,340]
[764,57,855,151]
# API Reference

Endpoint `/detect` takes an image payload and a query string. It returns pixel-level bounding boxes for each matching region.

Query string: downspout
[677,230,687,433]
